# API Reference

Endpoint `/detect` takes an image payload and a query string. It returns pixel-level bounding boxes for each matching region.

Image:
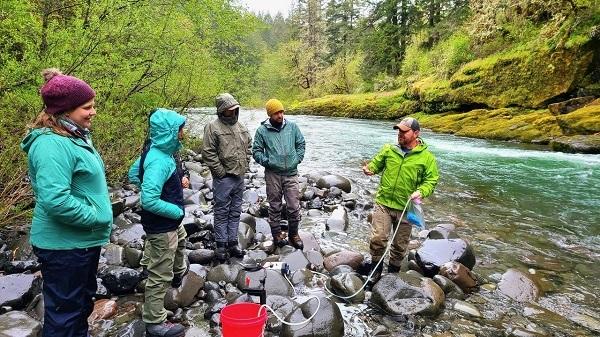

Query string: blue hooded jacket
[129,109,186,234]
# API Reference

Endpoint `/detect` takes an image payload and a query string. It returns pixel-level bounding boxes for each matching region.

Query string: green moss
[556,104,600,135]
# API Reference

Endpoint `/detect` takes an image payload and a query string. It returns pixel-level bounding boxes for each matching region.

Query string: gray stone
[237,222,255,250]
[168,264,207,308]
[0,310,42,337]
[323,250,364,271]
[0,274,42,310]
[325,206,348,232]
[329,272,365,303]
[206,264,242,284]
[281,295,344,337]
[449,299,482,317]
[124,195,140,209]
[188,249,215,265]
[416,238,476,277]
[104,243,124,265]
[498,268,541,302]
[316,174,351,193]
[280,250,310,273]
[99,266,142,295]
[371,273,445,316]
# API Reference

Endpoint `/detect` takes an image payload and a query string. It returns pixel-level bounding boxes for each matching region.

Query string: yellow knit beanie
[265,98,284,116]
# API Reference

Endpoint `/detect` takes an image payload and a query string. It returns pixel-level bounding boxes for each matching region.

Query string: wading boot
[289,234,304,250]
[215,242,229,264]
[366,261,384,289]
[145,321,185,337]
[273,232,288,248]
[228,241,245,259]
[387,264,401,274]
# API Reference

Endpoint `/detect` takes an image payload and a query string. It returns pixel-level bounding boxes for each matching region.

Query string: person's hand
[410,190,422,200]
[362,164,374,176]
[181,176,190,188]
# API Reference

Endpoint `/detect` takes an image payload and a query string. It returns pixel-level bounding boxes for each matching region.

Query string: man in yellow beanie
[252,99,306,250]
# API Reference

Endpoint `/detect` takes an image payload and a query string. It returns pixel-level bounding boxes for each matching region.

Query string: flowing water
[187,108,600,335]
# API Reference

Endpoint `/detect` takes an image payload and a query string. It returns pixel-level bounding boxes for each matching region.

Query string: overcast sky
[238,0,294,17]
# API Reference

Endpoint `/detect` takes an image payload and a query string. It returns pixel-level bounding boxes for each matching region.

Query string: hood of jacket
[215,93,240,125]
[21,128,54,153]
[149,108,186,155]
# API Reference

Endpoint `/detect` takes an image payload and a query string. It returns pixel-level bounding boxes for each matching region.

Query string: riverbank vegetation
[1,0,599,226]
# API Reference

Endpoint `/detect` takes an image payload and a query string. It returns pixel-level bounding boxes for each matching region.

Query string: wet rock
[95,278,110,298]
[323,250,364,271]
[184,191,205,206]
[518,254,570,273]
[254,218,271,235]
[184,326,212,337]
[307,209,322,217]
[433,275,465,300]
[188,249,215,265]
[185,162,204,174]
[427,224,458,239]
[568,313,600,333]
[302,188,315,201]
[329,272,365,303]
[280,250,310,273]
[237,222,255,250]
[326,206,349,232]
[415,238,476,277]
[236,269,293,297]
[167,264,207,308]
[3,260,40,274]
[308,197,323,209]
[329,264,355,276]
[204,298,227,320]
[305,250,324,269]
[298,231,319,252]
[448,299,482,318]
[104,243,124,265]
[243,190,259,204]
[0,274,42,309]
[112,198,125,216]
[100,266,142,295]
[0,310,42,337]
[498,268,541,302]
[124,211,142,224]
[189,171,206,191]
[439,261,477,293]
[289,269,312,286]
[206,264,242,284]
[114,223,145,245]
[88,299,118,323]
[265,295,296,332]
[281,295,344,337]
[239,213,257,230]
[316,175,352,193]
[123,246,142,268]
[124,195,140,209]
[113,319,145,337]
[371,273,445,316]
[329,186,343,197]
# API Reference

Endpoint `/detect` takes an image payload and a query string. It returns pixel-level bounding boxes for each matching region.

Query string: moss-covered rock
[446,48,594,108]
[555,100,600,135]
[550,134,600,154]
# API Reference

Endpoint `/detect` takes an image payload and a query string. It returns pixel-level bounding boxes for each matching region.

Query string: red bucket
[221,302,268,337]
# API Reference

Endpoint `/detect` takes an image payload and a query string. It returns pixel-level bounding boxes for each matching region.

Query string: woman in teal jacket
[20,69,112,337]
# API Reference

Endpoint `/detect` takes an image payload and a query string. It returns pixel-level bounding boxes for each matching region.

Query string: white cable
[258,295,321,326]
[283,273,297,297]
[311,196,413,300]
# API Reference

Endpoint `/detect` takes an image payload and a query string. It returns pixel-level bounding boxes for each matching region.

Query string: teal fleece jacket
[128,109,186,220]
[21,129,112,249]
[252,119,305,176]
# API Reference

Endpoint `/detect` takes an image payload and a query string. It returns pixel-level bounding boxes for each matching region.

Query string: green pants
[142,225,187,323]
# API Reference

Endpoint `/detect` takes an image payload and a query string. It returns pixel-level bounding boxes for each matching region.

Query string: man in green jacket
[202,93,252,262]
[252,98,306,249]
[363,117,439,276]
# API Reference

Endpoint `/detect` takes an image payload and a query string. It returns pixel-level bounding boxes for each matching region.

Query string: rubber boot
[146,321,185,337]
[228,241,245,259]
[272,232,288,248]
[388,264,401,273]
[366,261,384,289]
[171,262,189,288]
[215,242,228,264]
[288,233,304,250]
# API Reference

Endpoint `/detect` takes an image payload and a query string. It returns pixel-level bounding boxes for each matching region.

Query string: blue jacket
[128,109,186,234]
[252,119,305,176]
[20,129,112,249]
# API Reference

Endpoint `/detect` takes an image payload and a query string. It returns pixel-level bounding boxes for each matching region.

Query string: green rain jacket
[367,139,439,211]
[129,109,186,221]
[252,119,305,176]
[21,129,113,249]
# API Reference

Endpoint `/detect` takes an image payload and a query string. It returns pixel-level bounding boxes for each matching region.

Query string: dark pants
[34,246,101,337]
[213,175,244,243]
[265,170,301,235]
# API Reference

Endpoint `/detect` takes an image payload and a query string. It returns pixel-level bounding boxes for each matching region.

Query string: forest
[1,0,599,226]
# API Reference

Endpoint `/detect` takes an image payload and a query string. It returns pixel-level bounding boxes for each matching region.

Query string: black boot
[388,264,401,273]
[215,242,228,264]
[289,233,304,250]
[228,241,245,259]
[272,232,288,248]
[146,321,185,337]
[367,261,384,285]
[171,262,189,288]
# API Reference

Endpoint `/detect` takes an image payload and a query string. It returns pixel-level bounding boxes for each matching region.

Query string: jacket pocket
[85,194,113,228]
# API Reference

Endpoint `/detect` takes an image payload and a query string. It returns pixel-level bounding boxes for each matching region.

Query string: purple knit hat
[40,68,96,115]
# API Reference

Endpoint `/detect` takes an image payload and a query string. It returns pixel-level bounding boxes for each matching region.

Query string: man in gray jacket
[202,93,252,262]
[252,98,305,250]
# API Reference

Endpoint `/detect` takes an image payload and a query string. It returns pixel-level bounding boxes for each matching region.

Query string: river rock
[167,264,207,308]
[305,250,324,269]
[316,175,351,193]
[123,246,142,268]
[281,295,344,337]
[0,274,42,309]
[237,222,255,250]
[329,272,365,303]
[184,162,204,175]
[325,206,349,232]
[112,198,125,217]
[114,223,145,245]
[239,213,256,230]
[265,295,296,331]
[124,195,140,209]
[569,313,600,333]
[439,261,477,293]
[329,264,355,276]
[427,224,458,239]
[280,250,311,273]
[88,299,118,323]
[206,264,242,284]
[498,268,541,302]
[99,266,142,295]
[124,211,142,224]
[448,299,482,318]
[324,250,364,271]
[189,171,205,191]
[3,260,40,274]
[433,274,465,300]
[188,249,215,265]
[371,273,445,316]
[243,190,259,204]
[236,269,293,297]
[104,243,124,265]
[113,319,145,337]
[298,231,319,252]
[415,238,476,277]
[548,96,595,115]
[0,310,42,337]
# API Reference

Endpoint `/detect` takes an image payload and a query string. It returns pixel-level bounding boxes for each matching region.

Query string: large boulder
[439,261,477,293]
[0,310,42,337]
[206,264,242,284]
[236,269,293,298]
[167,264,207,308]
[328,272,365,304]
[99,266,142,295]
[371,273,445,316]
[415,238,475,277]
[325,206,349,232]
[323,250,364,271]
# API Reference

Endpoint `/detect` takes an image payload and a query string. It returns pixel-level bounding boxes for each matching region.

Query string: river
[187,108,600,335]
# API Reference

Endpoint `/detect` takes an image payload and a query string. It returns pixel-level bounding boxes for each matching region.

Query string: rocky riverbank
[1,149,599,337]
